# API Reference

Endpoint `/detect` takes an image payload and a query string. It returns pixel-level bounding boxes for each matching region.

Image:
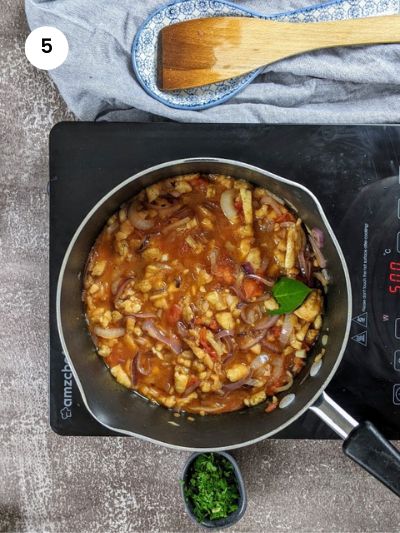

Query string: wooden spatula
[158,15,400,90]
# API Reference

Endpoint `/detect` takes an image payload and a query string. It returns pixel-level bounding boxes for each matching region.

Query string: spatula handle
[288,14,400,51]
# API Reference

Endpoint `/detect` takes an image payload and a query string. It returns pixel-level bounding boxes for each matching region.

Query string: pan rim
[56,156,352,450]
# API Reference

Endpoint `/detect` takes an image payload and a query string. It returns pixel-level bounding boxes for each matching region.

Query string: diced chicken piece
[163,396,177,408]
[185,218,198,231]
[197,269,213,286]
[185,339,209,363]
[123,334,138,353]
[111,364,131,388]
[244,391,266,406]
[136,279,152,293]
[239,238,252,260]
[146,183,162,203]
[296,323,311,342]
[91,260,107,277]
[238,225,254,238]
[294,291,322,322]
[117,296,142,314]
[174,181,192,194]
[246,248,261,270]
[142,248,162,262]
[204,329,224,357]
[175,392,198,408]
[206,186,216,198]
[215,311,235,330]
[98,344,111,357]
[285,225,304,270]
[240,188,253,225]
[174,367,190,394]
[200,218,213,230]
[206,291,227,311]
[226,364,249,382]
[185,236,204,254]
[255,205,269,220]
[264,297,279,312]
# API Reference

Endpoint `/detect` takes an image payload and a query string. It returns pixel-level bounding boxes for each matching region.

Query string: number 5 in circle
[42,38,53,54]
[25,27,68,70]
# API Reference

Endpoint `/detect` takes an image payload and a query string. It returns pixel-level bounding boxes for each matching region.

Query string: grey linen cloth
[25,0,400,123]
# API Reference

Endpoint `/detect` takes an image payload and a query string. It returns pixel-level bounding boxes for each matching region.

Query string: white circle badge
[25,26,69,70]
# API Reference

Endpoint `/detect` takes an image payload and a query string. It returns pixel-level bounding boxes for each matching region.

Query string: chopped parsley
[184,453,240,523]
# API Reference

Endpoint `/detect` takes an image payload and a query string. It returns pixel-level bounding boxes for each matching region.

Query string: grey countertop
[0,2,399,531]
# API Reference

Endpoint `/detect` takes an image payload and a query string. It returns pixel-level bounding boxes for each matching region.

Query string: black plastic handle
[343,421,400,497]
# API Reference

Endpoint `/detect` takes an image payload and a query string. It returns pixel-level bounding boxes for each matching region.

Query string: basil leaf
[269,277,312,315]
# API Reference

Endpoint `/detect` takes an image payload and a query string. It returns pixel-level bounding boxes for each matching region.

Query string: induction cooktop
[49,123,400,439]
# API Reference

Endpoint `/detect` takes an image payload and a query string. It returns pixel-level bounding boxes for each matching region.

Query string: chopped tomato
[199,328,217,359]
[234,197,243,214]
[270,325,282,338]
[166,304,182,325]
[191,177,208,188]
[209,319,219,331]
[265,401,278,413]
[276,212,295,223]
[242,278,264,299]
[214,263,235,285]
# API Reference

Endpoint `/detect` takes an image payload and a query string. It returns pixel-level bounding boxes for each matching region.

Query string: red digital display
[389,261,400,294]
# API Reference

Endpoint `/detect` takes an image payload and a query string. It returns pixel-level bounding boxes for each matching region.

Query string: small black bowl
[180,451,247,529]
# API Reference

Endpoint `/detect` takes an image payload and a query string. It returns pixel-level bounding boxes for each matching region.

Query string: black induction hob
[49,123,400,439]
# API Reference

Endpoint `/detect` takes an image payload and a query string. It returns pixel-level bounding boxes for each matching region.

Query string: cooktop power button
[395,350,400,371]
[396,318,400,339]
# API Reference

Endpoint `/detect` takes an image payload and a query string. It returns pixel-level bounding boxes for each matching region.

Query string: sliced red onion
[184,379,200,396]
[126,312,157,319]
[298,249,311,281]
[176,321,189,338]
[274,372,294,393]
[279,314,293,346]
[246,274,274,287]
[220,335,234,364]
[220,189,237,221]
[261,340,281,353]
[222,375,249,392]
[309,234,327,269]
[254,314,279,331]
[130,357,138,387]
[230,284,246,301]
[209,248,218,273]
[142,320,182,354]
[111,278,122,296]
[259,256,270,273]
[238,330,267,350]
[311,228,325,248]
[241,262,255,275]
[260,195,282,215]
[215,329,234,339]
[161,216,191,234]
[136,352,152,376]
[240,304,263,325]
[94,326,125,339]
[204,200,219,211]
[252,293,272,303]
[243,378,262,387]
[250,354,269,370]
[106,221,119,234]
[128,203,154,231]
[280,221,295,228]
[115,277,135,302]
[137,236,150,252]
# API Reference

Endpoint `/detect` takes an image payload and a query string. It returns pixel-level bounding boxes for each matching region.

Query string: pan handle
[310,392,400,497]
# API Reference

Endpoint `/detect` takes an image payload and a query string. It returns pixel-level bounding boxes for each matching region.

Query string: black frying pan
[57,158,400,496]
